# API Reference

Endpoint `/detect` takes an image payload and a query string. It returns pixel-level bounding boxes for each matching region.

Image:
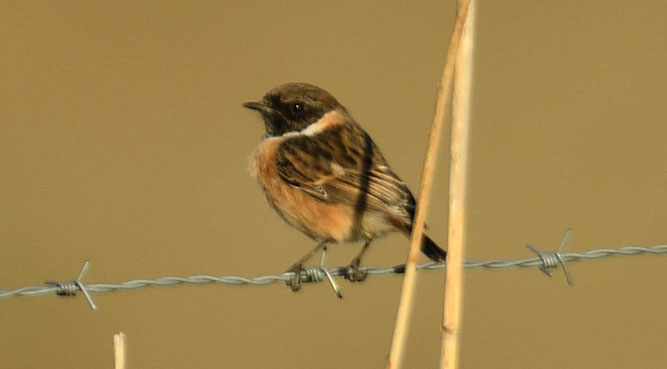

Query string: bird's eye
[289,102,305,115]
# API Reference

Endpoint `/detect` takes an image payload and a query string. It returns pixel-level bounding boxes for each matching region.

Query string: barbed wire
[1,229,666,309]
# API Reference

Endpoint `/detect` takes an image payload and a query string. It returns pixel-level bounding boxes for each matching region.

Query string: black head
[243,83,343,137]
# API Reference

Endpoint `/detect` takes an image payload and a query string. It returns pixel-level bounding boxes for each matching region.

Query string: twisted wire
[45,281,79,296]
[1,244,665,301]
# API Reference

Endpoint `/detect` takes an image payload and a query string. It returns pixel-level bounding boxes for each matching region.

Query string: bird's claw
[285,263,303,292]
[344,259,368,283]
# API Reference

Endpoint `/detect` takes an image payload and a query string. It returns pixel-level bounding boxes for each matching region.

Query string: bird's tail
[421,234,447,262]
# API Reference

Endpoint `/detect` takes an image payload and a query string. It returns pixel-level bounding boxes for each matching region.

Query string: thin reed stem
[385,1,472,368]
[440,0,475,368]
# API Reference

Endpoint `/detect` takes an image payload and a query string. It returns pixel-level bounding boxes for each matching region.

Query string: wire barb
[288,245,343,299]
[318,245,342,298]
[45,260,98,311]
[526,228,574,285]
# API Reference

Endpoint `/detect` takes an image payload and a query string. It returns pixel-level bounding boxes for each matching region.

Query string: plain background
[1,1,666,368]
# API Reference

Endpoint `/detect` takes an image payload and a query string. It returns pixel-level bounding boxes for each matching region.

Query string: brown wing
[275,123,416,228]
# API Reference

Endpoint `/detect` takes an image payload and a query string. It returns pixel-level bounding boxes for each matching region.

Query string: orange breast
[249,138,353,242]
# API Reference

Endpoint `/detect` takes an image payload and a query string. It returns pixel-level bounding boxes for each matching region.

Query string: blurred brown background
[1,1,666,368]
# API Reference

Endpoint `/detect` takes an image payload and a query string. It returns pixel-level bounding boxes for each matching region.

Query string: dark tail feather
[421,234,447,262]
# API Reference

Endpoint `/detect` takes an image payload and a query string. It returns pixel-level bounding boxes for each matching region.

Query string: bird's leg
[345,239,372,282]
[285,240,328,292]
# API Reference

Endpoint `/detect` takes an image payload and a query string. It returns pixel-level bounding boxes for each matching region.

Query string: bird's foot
[285,263,304,292]
[344,258,368,283]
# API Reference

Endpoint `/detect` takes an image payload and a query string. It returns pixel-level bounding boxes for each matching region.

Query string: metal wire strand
[1,244,665,308]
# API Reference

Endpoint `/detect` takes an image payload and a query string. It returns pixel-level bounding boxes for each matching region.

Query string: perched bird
[244,83,446,290]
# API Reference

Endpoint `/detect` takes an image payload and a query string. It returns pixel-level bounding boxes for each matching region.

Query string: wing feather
[275,123,415,226]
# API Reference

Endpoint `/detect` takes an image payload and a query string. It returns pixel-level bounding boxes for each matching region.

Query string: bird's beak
[242,101,273,116]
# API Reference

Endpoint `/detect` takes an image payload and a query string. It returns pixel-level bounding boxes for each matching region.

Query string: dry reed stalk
[114,332,127,369]
[439,0,475,368]
[385,1,472,368]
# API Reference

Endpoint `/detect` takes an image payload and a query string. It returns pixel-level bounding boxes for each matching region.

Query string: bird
[243,82,446,291]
